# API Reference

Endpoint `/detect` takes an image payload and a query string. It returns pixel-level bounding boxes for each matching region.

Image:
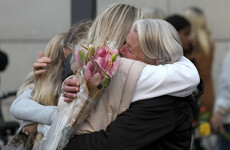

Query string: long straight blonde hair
[184,7,211,56]
[87,3,143,50]
[32,33,66,106]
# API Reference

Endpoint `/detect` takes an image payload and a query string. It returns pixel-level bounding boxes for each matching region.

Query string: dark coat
[64,95,194,150]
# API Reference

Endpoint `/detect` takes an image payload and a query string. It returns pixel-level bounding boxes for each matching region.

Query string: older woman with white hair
[64,19,200,150]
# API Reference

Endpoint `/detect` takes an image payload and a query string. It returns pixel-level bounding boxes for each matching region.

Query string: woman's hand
[33,52,51,77]
[211,112,225,134]
[22,123,38,139]
[62,77,80,103]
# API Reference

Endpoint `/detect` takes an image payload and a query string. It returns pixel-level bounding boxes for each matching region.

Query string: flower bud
[111,53,117,62]
[88,46,95,57]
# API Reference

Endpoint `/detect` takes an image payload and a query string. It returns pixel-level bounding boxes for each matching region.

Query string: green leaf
[80,44,89,50]
[102,69,111,79]
[102,77,110,88]
[79,50,85,65]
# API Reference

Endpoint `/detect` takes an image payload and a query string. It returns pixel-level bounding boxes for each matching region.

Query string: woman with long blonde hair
[184,6,215,112]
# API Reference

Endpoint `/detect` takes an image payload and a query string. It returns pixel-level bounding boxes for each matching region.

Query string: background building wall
[0,0,71,121]
[0,0,229,122]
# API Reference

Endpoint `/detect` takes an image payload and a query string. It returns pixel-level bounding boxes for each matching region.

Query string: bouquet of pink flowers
[34,42,119,150]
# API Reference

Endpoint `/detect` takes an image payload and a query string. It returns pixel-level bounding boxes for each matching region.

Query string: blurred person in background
[184,6,215,113]
[165,14,196,63]
[0,50,8,72]
[211,46,230,150]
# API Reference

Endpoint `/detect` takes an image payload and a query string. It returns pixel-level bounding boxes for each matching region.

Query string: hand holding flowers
[34,42,119,150]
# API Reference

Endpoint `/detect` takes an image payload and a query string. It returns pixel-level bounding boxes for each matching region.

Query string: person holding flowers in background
[29,3,199,150]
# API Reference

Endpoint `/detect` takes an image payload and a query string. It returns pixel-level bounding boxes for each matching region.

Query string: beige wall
[0,0,71,121]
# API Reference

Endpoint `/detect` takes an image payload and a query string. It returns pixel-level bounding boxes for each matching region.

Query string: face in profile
[119,28,145,62]
[179,26,191,50]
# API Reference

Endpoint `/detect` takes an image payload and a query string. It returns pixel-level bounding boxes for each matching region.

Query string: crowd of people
[2,2,229,150]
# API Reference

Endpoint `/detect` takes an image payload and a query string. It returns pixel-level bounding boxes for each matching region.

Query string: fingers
[62,78,80,102]
[211,113,226,134]
[64,97,74,103]
[29,132,36,139]
[22,127,27,134]
[63,84,80,93]
[33,56,51,76]
[39,51,44,58]
[33,57,51,69]
[22,127,30,136]
[63,91,77,100]
[62,78,80,93]
[64,78,80,87]
[33,69,46,76]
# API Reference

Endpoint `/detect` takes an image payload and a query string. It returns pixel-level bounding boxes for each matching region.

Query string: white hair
[133,19,183,64]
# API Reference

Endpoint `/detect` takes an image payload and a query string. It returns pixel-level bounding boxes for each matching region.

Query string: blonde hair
[17,72,35,97]
[66,21,93,74]
[184,7,211,56]
[70,3,143,74]
[64,20,93,51]
[133,19,183,64]
[87,3,143,50]
[32,33,66,106]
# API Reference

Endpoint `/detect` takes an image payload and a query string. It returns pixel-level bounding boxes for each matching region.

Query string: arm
[213,49,230,112]
[132,56,200,102]
[64,97,177,150]
[33,51,51,77]
[62,56,199,103]
[10,89,57,125]
[211,49,230,133]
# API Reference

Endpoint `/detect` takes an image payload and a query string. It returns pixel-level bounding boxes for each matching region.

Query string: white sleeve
[37,124,50,135]
[213,49,230,113]
[10,89,57,125]
[132,56,200,102]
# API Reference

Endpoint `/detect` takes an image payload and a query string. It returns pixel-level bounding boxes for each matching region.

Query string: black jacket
[64,95,194,150]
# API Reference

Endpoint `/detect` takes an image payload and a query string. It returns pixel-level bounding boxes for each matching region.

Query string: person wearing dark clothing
[165,14,196,63]
[64,95,195,150]
[61,53,73,83]
[0,50,8,71]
